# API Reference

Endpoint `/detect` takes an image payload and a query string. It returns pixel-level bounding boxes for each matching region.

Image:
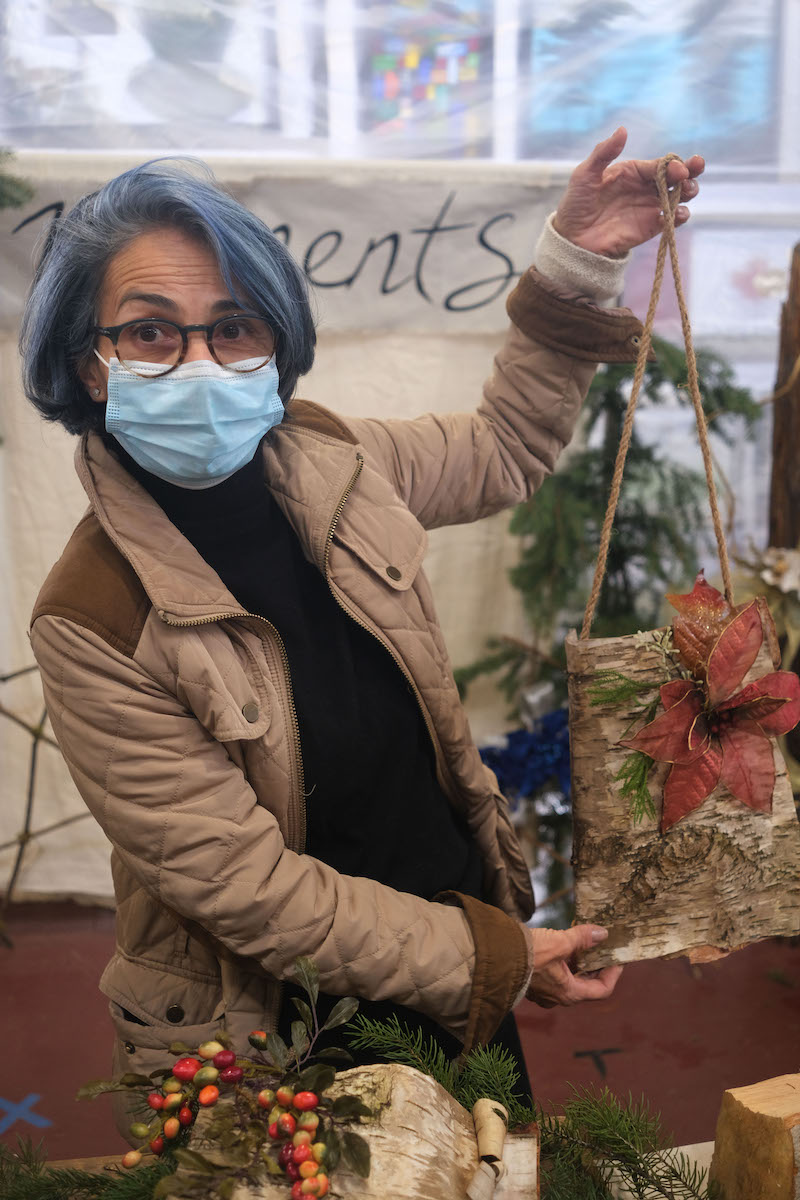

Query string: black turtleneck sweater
[118,443,529,1082]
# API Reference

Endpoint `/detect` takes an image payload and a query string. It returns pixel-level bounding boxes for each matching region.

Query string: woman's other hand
[553,127,705,259]
[525,924,623,1007]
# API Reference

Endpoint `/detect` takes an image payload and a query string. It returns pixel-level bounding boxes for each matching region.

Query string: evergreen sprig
[0,1138,174,1200]
[536,1085,721,1199]
[588,670,657,708]
[614,750,658,823]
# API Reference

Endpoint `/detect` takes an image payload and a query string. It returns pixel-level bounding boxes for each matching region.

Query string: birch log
[567,627,800,971]
[188,1064,539,1200]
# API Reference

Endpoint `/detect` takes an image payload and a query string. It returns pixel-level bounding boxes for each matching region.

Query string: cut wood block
[709,1074,800,1200]
[187,1064,539,1200]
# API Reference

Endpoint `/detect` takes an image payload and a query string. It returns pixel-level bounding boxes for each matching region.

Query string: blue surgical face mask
[101,354,284,489]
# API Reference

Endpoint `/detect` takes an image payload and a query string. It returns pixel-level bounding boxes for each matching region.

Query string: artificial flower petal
[706,601,763,705]
[659,679,699,709]
[718,719,776,812]
[721,670,800,737]
[668,573,733,676]
[621,691,708,763]
[666,573,730,621]
[661,744,723,832]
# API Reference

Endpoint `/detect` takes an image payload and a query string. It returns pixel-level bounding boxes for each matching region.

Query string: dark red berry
[212,1048,236,1069]
[218,1065,244,1086]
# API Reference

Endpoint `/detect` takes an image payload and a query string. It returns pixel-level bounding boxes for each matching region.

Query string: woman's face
[80,227,240,403]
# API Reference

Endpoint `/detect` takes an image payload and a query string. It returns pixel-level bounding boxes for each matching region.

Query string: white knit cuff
[533,213,631,303]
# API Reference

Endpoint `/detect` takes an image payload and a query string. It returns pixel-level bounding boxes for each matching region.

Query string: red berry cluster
[120,1038,238,1168]
[261,1084,330,1197]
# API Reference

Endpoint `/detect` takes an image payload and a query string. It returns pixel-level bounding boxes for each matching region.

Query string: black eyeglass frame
[93,314,276,376]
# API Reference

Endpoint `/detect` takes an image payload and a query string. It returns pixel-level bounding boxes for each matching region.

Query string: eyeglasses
[93,315,275,377]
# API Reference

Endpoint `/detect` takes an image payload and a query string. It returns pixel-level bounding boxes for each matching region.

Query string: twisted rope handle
[579,155,733,640]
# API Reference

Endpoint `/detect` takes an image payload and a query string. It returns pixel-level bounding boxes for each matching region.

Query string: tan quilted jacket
[30,269,645,1096]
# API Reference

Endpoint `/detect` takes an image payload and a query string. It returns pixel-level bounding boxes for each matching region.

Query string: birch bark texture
[566,627,800,971]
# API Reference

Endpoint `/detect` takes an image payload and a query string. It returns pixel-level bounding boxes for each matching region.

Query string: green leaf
[153,1174,184,1199]
[322,996,359,1032]
[265,1032,290,1071]
[218,1180,236,1199]
[173,1148,218,1175]
[291,996,314,1032]
[323,1125,341,1172]
[332,1094,372,1119]
[298,1064,337,1095]
[291,1021,310,1062]
[293,956,320,1006]
[76,1075,151,1100]
[315,1046,353,1065]
[149,1067,173,1080]
[261,1148,284,1175]
[342,1130,371,1177]
[168,1041,193,1055]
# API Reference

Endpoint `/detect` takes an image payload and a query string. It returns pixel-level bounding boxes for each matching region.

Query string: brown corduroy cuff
[436,891,530,1055]
[506,267,657,364]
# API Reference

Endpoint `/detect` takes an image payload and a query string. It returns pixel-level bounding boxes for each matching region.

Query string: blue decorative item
[479,708,570,800]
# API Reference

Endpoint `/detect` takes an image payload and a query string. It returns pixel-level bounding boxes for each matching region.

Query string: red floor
[1,902,798,1160]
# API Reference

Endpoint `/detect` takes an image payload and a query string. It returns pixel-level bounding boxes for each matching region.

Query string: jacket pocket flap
[332,463,428,591]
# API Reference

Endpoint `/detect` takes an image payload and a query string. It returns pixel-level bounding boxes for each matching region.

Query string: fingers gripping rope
[580,154,733,640]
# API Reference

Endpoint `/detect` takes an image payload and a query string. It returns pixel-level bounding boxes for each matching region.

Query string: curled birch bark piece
[467,1099,509,1199]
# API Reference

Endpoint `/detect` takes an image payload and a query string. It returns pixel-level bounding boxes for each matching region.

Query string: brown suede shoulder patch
[31,513,150,659]
[284,398,359,445]
[507,268,657,364]
[437,890,529,1054]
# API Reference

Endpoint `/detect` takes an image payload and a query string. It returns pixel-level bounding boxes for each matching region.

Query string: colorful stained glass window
[359,1,494,153]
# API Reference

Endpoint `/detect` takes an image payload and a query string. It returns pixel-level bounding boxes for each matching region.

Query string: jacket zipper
[156,607,306,852]
[322,452,459,802]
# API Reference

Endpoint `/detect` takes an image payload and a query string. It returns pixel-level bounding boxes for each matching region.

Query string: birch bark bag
[568,156,800,971]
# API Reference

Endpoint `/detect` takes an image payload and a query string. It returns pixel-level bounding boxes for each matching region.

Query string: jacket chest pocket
[172,622,272,743]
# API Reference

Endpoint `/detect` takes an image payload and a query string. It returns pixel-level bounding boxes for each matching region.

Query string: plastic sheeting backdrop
[0,0,792,164]
[1,0,798,900]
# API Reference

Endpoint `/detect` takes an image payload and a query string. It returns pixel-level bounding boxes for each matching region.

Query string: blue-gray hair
[20,159,316,435]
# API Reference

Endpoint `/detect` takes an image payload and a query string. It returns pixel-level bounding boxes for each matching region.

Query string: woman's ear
[78,352,108,404]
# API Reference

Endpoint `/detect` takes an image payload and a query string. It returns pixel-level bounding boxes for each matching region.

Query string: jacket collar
[76,420,362,623]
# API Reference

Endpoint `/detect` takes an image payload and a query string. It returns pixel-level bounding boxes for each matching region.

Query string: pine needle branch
[588,670,656,708]
[347,1014,459,1097]
[615,750,658,823]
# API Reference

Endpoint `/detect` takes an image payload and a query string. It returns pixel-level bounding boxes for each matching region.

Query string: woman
[21,129,702,1128]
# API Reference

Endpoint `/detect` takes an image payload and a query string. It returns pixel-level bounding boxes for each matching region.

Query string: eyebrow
[117,291,246,314]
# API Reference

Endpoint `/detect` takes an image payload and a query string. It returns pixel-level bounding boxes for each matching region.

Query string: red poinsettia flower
[621,575,800,832]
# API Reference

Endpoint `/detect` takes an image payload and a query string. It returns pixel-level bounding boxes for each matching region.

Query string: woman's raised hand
[524,924,623,1007]
[552,127,705,259]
